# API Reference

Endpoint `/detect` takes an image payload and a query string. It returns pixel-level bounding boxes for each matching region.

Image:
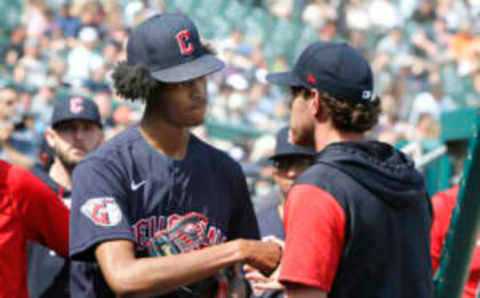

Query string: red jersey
[431,185,480,298]
[279,184,346,291]
[0,161,69,298]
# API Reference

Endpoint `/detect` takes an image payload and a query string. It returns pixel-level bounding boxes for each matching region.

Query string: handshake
[144,213,284,297]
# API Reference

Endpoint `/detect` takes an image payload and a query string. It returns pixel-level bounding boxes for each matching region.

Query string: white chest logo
[131,180,147,191]
[81,197,122,227]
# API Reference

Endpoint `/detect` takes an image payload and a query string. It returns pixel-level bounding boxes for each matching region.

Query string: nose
[73,127,88,141]
[286,167,299,179]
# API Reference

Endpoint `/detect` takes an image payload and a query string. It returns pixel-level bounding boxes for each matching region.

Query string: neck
[277,199,285,220]
[49,159,73,190]
[314,122,365,152]
[139,112,190,159]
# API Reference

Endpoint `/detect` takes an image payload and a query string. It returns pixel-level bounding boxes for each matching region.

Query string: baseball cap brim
[52,116,102,128]
[150,54,225,83]
[268,152,315,161]
[266,71,305,87]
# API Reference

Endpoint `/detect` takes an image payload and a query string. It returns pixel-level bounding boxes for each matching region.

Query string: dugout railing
[432,107,480,298]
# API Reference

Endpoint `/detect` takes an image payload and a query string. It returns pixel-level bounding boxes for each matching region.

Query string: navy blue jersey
[28,165,70,298]
[69,126,259,298]
[257,204,284,241]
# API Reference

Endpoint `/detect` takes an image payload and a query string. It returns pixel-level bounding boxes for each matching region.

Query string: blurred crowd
[0,0,479,202]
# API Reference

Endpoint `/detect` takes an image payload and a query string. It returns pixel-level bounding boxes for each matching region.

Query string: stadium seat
[174,0,196,15]
[0,0,21,31]
[223,0,252,26]
[193,0,224,19]
[293,26,318,60]
[163,0,177,12]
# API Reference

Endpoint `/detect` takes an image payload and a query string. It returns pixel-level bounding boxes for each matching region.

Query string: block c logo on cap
[70,97,84,114]
[176,29,195,55]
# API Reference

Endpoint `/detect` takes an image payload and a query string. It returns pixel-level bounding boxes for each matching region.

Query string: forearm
[99,240,245,297]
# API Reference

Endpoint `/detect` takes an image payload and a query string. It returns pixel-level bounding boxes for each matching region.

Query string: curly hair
[111,62,163,102]
[322,92,380,133]
[291,87,381,133]
[111,42,217,102]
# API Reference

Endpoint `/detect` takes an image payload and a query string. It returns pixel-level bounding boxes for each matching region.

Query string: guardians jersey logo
[81,197,122,227]
[132,212,226,251]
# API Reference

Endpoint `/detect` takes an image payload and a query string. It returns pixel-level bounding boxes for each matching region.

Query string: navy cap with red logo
[127,13,225,83]
[267,42,374,104]
[51,95,102,128]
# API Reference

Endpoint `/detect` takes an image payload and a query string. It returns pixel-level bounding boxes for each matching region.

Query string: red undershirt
[279,184,346,292]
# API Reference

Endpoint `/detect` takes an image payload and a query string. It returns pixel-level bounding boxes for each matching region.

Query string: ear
[308,89,323,118]
[44,127,56,148]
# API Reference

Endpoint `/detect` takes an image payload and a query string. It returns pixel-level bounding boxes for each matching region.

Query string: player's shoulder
[93,125,141,155]
[30,164,62,193]
[83,125,142,164]
[294,161,336,186]
[1,160,46,193]
[190,135,242,170]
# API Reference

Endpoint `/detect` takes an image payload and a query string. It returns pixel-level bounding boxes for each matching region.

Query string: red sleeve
[8,165,69,257]
[279,184,346,292]
[430,186,459,273]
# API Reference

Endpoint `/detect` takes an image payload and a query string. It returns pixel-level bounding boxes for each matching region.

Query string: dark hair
[111,62,163,102]
[291,87,380,133]
[111,42,217,102]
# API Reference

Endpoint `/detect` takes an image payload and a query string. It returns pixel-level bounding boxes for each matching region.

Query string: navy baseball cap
[127,13,225,83]
[267,42,374,103]
[51,95,102,128]
[269,127,315,160]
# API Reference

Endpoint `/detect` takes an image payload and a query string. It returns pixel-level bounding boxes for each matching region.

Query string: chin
[186,117,206,127]
[189,111,207,126]
[70,156,83,165]
[291,132,313,147]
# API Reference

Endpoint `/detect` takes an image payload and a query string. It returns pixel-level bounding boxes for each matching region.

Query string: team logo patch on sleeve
[81,197,122,227]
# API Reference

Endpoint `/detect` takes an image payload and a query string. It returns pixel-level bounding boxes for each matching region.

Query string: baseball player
[250,126,315,298]
[256,126,315,241]
[0,160,69,298]
[430,185,480,298]
[28,95,104,298]
[0,84,35,168]
[252,41,433,298]
[69,13,281,298]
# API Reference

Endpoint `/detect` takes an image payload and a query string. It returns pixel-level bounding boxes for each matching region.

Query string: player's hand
[244,265,270,296]
[235,239,282,276]
[244,263,285,293]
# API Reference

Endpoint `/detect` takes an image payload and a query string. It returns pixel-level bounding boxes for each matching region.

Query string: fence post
[434,108,480,298]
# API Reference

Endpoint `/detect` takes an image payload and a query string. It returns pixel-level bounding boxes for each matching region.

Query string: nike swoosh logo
[131,180,147,191]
